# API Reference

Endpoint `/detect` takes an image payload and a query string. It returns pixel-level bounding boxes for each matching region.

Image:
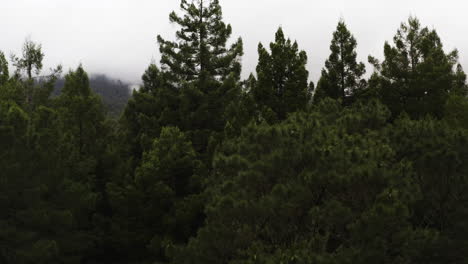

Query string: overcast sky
[1,0,468,85]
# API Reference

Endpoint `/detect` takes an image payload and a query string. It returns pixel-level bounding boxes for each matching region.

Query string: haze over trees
[53,75,132,118]
[1,1,467,263]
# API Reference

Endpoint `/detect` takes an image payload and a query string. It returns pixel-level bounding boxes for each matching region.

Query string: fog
[2,0,467,85]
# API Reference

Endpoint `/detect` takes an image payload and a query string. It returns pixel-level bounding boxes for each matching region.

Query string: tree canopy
[315,20,366,103]
[251,27,312,122]
[1,3,468,264]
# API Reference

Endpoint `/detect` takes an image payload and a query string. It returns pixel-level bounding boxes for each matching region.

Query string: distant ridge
[53,73,132,117]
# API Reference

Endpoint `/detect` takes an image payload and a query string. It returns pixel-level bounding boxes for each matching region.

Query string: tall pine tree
[157,0,243,86]
[251,27,312,123]
[123,0,244,165]
[159,0,243,157]
[315,20,365,103]
[368,17,465,118]
[0,51,8,86]
[121,63,178,171]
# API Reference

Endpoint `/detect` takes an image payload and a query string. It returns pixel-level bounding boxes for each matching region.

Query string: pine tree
[11,39,44,81]
[54,66,118,263]
[0,51,8,86]
[0,62,96,264]
[57,65,106,164]
[315,20,365,103]
[251,27,311,122]
[11,39,44,108]
[137,126,204,262]
[127,0,245,161]
[106,126,206,263]
[55,65,111,213]
[123,0,244,164]
[369,17,465,118]
[175,99,430,264]
[117,2,247,255]
[385,115,468,263]
[122,64,180,171]
[9,39,61,136]
[157,0,243,87]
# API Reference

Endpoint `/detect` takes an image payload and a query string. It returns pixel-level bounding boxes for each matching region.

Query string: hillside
[53,74,132,117]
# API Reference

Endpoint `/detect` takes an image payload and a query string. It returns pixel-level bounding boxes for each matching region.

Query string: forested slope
[53,75,131,118]
[1,1,467,263]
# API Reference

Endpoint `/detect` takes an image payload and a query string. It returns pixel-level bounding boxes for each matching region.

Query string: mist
[2,0,468,84]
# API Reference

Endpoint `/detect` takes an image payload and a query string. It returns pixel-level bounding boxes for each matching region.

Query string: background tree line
[1,0,468,263]
[53,74,131,118]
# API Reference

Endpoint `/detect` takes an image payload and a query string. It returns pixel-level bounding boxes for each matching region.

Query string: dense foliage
[53,74,131,118]
[315,21,365,104]
[1,2,467,264]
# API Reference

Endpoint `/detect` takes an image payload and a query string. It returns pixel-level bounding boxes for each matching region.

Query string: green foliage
[156,0,244,163]
[55,66,107,180]
[123,0,244,167]
[2,7,468,264]
[368,17,465,118]
[9,39,61,111]
[107,127,205,263]
[315,21,366,103]
[251,27,312,122]
[53,74,131,118]
[0,61,116,263]
[0,51,8,86]
[158,0,243,85]
[122,63,180,171]
[175,99,436,264]
[11,38,44,80]
[445,94,468,129]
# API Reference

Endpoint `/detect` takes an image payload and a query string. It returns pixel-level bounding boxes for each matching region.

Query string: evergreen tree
[9,39,61,119]
[251,27,312,122]
[11,39,44,81]
[175,99,435,264]
[445,93,468,130]
[56,65,107,176]
[122,0,244,171]
[4,8,468,264]
[315,20,366,103]
[11,39,44,108]
[137,127,205,262]
[53,66,116,263]
[157,0,243,86]
[368,17,465,118]
[157,0,244,158]
[0,51,8,86]
[387,116,468,263]
[0,52,96,264]
[122,63,180,171]
[107,127,205,263]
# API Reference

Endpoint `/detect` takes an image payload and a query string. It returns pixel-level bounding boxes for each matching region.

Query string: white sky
[1,0,467,85]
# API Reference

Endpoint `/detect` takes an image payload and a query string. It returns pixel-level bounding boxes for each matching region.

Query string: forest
[1,0,468,263]
[52,75,131,118]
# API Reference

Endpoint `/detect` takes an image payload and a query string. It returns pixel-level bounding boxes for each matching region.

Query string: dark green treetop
[9,39,61,110]
[174,99,436,264]
[61,65,92,97]
[54,65,108,203]
[368,17,465,118]
[122,63,179,167]
[157,0,243,87]
[315,20,366,103]
[251,27,311,122]
[0,51,8,86]
[141,0,245,163]
[11,38,44,80]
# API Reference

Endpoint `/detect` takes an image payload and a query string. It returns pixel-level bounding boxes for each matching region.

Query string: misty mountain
[53,74,132,117]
